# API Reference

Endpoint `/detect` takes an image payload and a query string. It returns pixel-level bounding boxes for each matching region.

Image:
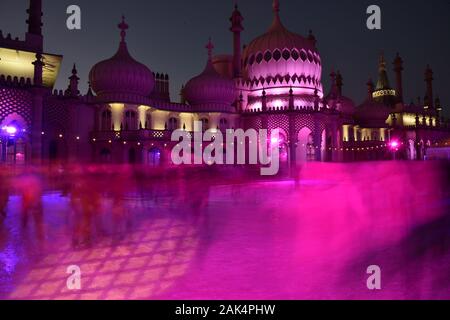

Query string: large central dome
[242,0,322,95]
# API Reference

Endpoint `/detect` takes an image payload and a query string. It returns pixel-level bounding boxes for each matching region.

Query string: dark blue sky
[1,0,449,114]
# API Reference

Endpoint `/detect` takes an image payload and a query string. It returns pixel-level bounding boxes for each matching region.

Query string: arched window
[101,110,112,131]
[168,117,179,130]
[145,112,152,129]
[306,134,315,162]
[125,110,137,131]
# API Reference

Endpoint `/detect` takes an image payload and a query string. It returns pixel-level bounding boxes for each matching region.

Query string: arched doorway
[148,148,161,167]
[1,118,28,164]
[297,127,313,163]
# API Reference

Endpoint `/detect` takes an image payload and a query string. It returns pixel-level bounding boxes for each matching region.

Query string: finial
[273,0,280,13]
[206,38,214,61]
[71,63,77,75]
[425,64,433,78]
[379,52,386,71]
[118,15,129,43]
[330,68,336,80]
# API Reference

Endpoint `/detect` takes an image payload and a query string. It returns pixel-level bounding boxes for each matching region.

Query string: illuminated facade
[0,0,449,165]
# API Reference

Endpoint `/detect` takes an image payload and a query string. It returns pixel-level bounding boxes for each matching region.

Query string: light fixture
[2,126,17,135]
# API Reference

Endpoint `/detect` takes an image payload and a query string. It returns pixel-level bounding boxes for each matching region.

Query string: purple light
[2,126,17,135]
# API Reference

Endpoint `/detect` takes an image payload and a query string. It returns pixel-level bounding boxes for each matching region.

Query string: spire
[375,52,392,91]
[26,0,43,36]
[200,38,219,76]
[180,84,186,104]
[308,30,317,47]
[328,69,338,98]
[393,52,404,102]
[113,16,133,59]
[336,71,343,96]
[26,0,43,51]
[424,64,434,109]
[118,15,129,43]
[69,64,80,96]
[269,0,284,32]
[230,2,244,33]
[86,81,94,97]
[230,2,244,78]
[206,38,214,62]
[367,78,374,100]
[273,0,280,13]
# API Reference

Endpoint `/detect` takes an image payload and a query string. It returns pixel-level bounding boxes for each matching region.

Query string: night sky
[0,0,449,115]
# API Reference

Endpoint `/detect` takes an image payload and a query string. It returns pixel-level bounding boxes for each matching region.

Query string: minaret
[393,53,404,103]
[424,65,434,109]
[31,53,46,161]
[26,0,43,51]
[68,64,80,97]
[327,69,338,99]
[230,3,244,78]
[375,54,391,91]
[367,78,375,100]
[374,53,395,105]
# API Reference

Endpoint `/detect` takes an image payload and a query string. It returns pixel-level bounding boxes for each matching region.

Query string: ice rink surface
[0,162,449,300]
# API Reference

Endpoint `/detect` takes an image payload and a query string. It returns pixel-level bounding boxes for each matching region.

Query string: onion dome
[356,79,390,127]
[89,16,155,103]
[241,0,322,94]
[184,39,237,111]
[325,70,355,115]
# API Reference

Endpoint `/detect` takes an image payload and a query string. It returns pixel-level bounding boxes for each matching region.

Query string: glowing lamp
[389,140,400,150]
[2,126,18,135]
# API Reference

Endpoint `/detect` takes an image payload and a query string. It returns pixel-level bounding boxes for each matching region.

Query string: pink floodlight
[389,140,400,150]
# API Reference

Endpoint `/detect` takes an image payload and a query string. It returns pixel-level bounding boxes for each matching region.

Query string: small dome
[328,96,356,115]
[356,99,390,127]
[89,17,155,103]
[184,40,236,111]
[325,71,355,115]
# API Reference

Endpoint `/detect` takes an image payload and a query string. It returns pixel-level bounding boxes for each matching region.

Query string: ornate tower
[393,53,404,103]
[68,64,80,97]
[373,54,396,106]
[26,0,43,51]
[424,65,434,109]
[230,3,244,78]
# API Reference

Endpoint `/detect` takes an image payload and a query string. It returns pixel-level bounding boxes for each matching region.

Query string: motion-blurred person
[15,168,44,240]
[0,171,10,220]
